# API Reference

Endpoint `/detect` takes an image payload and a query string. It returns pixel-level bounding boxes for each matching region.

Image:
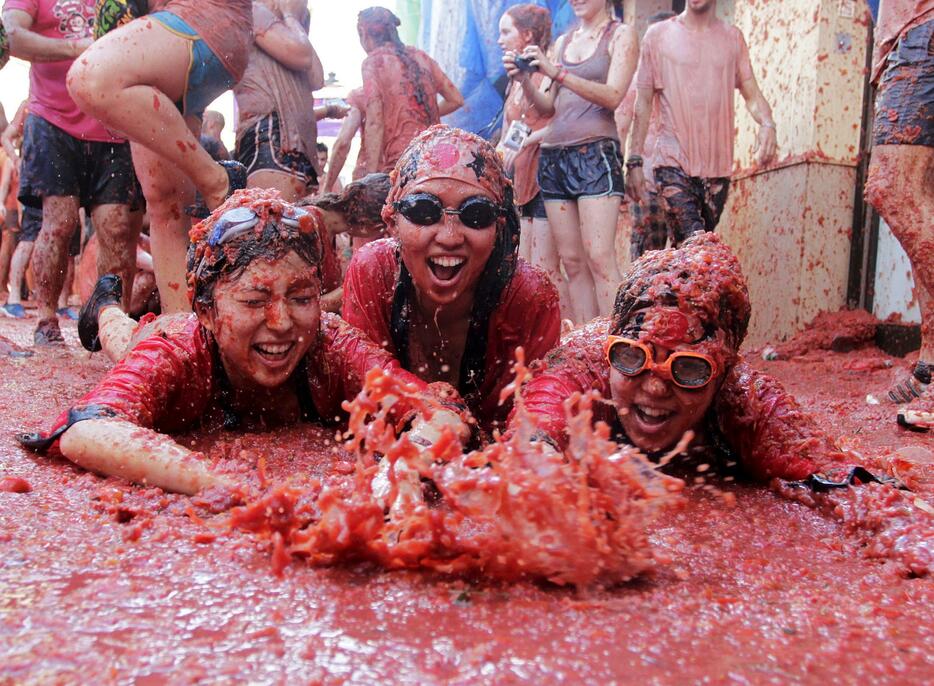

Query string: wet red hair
[504,3,552,50]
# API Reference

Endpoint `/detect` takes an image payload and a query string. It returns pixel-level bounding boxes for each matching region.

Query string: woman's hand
[502,51,527,82]
[521,45,559,81]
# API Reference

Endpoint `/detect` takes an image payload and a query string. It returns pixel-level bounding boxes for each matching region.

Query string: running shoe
[56,307,79,321]
[897,389,933,432]
[1,303,27,318]
[888,360,931,404]
[78,274,122,352]
[33,318,65,346]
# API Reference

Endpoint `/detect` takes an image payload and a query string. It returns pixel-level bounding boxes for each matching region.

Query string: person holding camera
[498,4,569,317]
[506,0,638,324]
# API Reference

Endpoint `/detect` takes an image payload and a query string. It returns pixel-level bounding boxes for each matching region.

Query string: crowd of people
[1,0,931,517]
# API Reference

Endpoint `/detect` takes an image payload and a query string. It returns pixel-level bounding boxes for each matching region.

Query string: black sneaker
[185,160,248,220]
[78,274,123,352]
[34,318,65,346]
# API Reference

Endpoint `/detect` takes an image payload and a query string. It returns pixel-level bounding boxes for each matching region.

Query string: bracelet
[625,155,644,170]
[762,122,776,129]
[555,67,568,84]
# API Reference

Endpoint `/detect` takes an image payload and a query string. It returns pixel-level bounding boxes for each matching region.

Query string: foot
[888,360,931,404]
[34,318,65,346]
[185,160,248,220]
[78,274,123,352]
[897,388,933,432]
[56,306,79,321]
[1,303,27,319]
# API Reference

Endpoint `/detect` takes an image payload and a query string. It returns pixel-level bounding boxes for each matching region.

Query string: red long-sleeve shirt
[341,239,562,430]
[39,313,438,441]
[514,319,850,482]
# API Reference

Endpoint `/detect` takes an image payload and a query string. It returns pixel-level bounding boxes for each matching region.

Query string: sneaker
[34,318,65,346]
[56,307,79,321]
[897,390,933,432]
[1,303,27,319]
[78,274,123,352]
[888,360,931,404]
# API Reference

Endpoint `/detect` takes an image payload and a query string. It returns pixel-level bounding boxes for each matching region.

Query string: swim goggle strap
[195,205,313,278]
[393,192,504,229]
[604,336,719,390]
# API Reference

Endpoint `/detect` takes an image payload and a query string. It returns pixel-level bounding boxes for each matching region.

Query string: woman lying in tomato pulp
[19,188,464,495]
[342,125,561,433]
[513,232,898,488]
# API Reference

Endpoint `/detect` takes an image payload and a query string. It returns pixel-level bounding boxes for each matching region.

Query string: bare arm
[307,42,324,91]
[59,418,235,495]
[362,96,384,175]
[738,76,777,165]
[324,107,362,192]
[319,286,343,313]
[2,103,27,169]
[504,43,561,117]
[433,64,464,117]
[253,11,317,71]
[3,9,91,62]
[625,86,653,204]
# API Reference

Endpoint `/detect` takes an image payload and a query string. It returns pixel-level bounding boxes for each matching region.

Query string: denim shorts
[873,19,934,147]
[150,11,235,119]
[538,138,625,201]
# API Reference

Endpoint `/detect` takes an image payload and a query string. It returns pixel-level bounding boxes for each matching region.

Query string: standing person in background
[510,0,638,323]
[626,0,776,246]
[66,0,253,314]
[356,7,464,175]
[4,0,136,345]
[498,3,570,319]
[200,110,230,161]
[316,143,342,194]
[615,10,674,260]
[0,144,18,300]
[234,0,324,202]
[865,0,934,430]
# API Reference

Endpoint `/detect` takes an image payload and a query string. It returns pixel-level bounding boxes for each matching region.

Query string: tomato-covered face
[608,307,724,453]
[389,178,498,313]
[198,251,321,390]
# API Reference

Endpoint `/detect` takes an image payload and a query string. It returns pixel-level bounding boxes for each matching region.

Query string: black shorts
[538,138,625,201]
[18,114,138,210]
[873,20,934,147]
[520,192,547,219]
[236,112,318,188]
[18,206,81,256]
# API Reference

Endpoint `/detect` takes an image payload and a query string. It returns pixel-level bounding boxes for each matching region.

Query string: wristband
[625,155,644,170]
[555,67,568,84]
[762,122,776,129]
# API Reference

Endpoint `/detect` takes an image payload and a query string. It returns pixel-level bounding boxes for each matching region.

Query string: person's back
[362,44,441,171]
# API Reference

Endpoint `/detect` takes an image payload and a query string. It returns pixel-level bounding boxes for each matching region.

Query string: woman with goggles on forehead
[342,125,562,432]
[512,233,897,487]
[17,188,465,496]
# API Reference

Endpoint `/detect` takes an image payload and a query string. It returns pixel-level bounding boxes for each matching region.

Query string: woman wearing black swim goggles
[393,193,505,229]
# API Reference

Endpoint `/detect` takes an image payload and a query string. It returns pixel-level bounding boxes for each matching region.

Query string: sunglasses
[604,336,718,389]
[393,193,503,229]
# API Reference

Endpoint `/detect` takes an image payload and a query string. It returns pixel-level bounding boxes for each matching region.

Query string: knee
[561,254,588,279]
[865,157,896,213]
[66,58,115,114]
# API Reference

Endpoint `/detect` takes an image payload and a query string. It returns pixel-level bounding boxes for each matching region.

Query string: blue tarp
[421,1,574,137]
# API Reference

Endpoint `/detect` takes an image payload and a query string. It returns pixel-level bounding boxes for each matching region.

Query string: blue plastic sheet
[418,1,575,137]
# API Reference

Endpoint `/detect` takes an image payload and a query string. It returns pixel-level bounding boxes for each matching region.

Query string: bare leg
[578,195,624,315]
[33,196,79,321]
[0,227,15,297]
[92,203,137,311]
[57,256,76,310]
[518,216,533,262]
[529,215,571,320]
[98,305,139,363]
[5,241,33,307]
[131,142,195,313]
[66,19,228,210]
[866,145,934,361]
[544,199,598,323]
[128,270,157,317]
[247,170,308,203]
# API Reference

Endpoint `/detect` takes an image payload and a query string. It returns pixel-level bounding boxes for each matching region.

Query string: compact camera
[513,55,539,73]
[502,121,532,151]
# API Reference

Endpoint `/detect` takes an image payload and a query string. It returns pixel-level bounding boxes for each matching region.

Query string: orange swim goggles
[604,336,719,389]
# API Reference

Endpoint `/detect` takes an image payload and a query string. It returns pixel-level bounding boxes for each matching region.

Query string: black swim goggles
[393,192,504,229]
